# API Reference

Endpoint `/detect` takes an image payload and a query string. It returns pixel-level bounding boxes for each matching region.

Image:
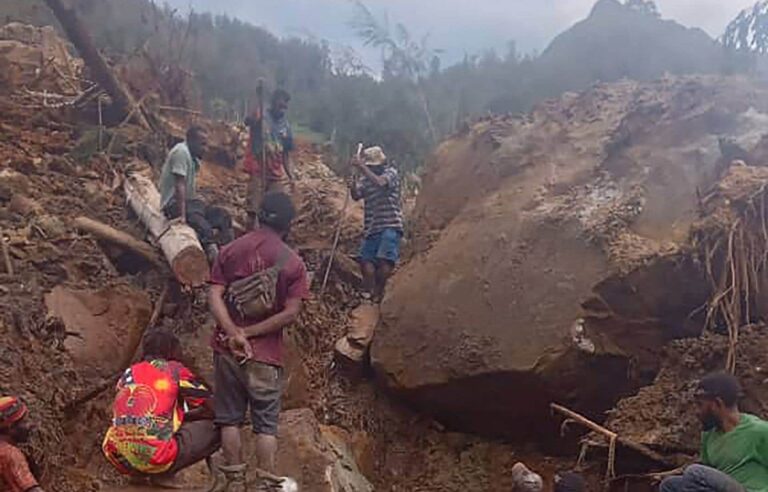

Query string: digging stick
[550,403,672,466]
[258,79,267,198]
[1,230,12,276]
[320,143,363,297]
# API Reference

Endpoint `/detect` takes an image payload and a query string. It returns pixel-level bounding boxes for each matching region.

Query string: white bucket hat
[363,146,387,166]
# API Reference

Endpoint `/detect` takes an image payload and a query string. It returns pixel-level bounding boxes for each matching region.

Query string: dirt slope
[375,76,768,440]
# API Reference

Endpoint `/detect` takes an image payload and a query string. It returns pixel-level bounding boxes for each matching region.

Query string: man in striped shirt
[350,146,404,303]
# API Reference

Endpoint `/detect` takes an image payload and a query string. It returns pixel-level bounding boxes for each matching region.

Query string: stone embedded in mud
[373,76,768,439]
[44,284,151,378]
[270,409,374,492]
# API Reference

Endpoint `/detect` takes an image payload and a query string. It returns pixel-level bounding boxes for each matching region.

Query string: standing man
[0,396,44,492]
[349,146,404,303]
[244,89,296,226]
[208,192,309,491]
[661,372,768,492]
[102,330,219,488]
[159,125,234,260]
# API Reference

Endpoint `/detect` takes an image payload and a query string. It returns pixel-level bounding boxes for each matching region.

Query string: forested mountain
[0,0,751,171]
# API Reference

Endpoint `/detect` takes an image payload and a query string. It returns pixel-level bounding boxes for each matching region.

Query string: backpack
[225,249,290,320]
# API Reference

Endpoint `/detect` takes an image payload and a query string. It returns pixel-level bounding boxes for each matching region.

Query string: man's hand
[227,330,253,361]
[351,155,365,169]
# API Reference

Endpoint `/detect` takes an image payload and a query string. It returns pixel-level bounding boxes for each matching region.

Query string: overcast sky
[163,0,757,66]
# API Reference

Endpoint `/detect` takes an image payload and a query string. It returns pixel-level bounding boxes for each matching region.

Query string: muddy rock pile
[374,76,768,440]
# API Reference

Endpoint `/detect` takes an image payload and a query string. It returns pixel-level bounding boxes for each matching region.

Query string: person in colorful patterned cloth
[0,396,44,492]
[102,330,219,487]
[244,89,295,226]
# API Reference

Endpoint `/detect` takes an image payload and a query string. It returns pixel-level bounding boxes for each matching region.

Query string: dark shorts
[213,353,283,436]
[165,420,221,475]
[359,228,402,264]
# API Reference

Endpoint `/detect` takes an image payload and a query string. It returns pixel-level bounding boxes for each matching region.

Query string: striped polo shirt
[353,166,404,236]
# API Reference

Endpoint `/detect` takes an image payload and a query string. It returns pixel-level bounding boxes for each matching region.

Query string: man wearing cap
[0,396,44,492]
[661,372,768,492]
[349,146,404,303]
[208,192,309,491]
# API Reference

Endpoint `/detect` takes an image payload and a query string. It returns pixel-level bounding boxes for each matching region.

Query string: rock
[273,409,374,492]
[373,76,768,439]
[282,333,311,410]
[9,194,41,217]
[45,284,152,378]
[0,169,30,201]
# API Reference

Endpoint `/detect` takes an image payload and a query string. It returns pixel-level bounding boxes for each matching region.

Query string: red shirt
[0,441,38,492]
[210,229,310,366]
[102,359,210,475]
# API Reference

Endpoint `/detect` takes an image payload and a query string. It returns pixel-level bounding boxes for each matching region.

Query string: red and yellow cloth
[0,396,28,430]
[102,359,209,475]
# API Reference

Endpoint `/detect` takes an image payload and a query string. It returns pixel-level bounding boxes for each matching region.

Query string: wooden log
[42,0,150,129]
[124,173,209,287]
[550,403,673,466]
[73,216,161,266]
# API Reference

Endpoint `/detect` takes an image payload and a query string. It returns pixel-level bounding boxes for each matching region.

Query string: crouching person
[102,330,220,487]
[0,396,44,492]
[208,192,309,491]
[660,372,768,492]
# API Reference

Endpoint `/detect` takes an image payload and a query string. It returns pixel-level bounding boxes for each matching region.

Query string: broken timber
[124,173,209,287]
[42,0,150,129]
[550,403,673,467]
[73,216,161,266]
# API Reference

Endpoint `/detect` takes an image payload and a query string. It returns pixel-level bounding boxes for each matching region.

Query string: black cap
[696,372,742,407]
[259,192,296,232]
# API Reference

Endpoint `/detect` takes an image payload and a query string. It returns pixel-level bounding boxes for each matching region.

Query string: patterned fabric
[102,359,210,475]
[0,396,28,430]
[352,166,404,236]
[0,441,39,492]
[244,110,294,180]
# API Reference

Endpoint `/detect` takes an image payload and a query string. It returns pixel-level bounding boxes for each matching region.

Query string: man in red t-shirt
[0,396,44,492]
[208,192,309,491]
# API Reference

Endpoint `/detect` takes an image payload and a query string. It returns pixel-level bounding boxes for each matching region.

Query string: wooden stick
[320,143,363,297]
[550,403,672,466]
[1,231,13,276]
[73,216,161,266]
[148,283,169,328]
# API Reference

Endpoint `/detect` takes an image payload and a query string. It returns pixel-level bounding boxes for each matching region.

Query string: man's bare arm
[174,175,187,221]
[208,284,253,358]
[244,298,303,338]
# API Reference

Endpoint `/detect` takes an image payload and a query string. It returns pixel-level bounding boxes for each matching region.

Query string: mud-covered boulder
[373,76,768,439]
[45,284,151,378]
[274,409,374,492]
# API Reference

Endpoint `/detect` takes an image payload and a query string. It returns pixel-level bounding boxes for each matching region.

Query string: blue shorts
[359,228,402,264]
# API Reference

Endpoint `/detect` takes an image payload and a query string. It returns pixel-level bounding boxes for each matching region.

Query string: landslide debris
[0,22,575,492]
[375,76,768,440]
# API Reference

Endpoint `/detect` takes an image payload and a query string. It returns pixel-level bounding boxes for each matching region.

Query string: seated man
[159,125,234,260]
[0,396,44,492]
[661,372,768,492]
[102,330,220,486]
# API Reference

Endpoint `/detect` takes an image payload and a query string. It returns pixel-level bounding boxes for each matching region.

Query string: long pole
[258,79,267,198]
[320,143,363,297]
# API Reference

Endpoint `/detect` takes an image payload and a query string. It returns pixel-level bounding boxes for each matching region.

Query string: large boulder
[373,76,768,439]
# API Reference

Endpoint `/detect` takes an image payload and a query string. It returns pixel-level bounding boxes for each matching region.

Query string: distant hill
[529,0,730,97]
[723,1,768,54]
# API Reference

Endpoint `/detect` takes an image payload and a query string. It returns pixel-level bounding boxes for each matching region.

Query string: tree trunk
[42,0,150,129]
[73,216,161,266]
[124,173,209,287]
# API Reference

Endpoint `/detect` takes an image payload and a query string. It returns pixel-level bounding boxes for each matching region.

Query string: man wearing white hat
[349,146,404,303]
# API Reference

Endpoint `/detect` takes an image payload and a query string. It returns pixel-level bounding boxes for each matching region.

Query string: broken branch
[73,216,161,266]
[550,403,672,466]
[1,231,13,276]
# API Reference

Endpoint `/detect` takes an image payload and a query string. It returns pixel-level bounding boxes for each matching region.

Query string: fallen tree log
[124,173,209,286]
[42,0,150,129]
[73,216,161,266]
